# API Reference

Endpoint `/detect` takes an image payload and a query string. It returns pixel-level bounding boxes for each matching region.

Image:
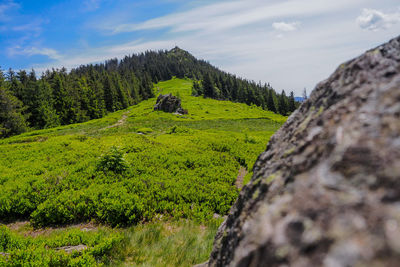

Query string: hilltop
[0,78,286,266]
[1,47,296,139]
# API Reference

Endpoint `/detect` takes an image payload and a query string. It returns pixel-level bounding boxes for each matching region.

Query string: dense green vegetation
[0,219,220,267]
[0,223,123,266]
[192,71,297,116]
[0,47,295,138]
[0,78,286,265]
[112,219,220,266]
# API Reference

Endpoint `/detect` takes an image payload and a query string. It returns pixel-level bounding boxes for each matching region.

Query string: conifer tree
[267,90,277,113]
[288,91,296,113]
[202,73,215,98]
[278,90,288,116]
[0,72,27,137]
[103,73,118,112]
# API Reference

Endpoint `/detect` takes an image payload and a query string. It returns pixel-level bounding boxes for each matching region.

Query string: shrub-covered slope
[0,78,285,229]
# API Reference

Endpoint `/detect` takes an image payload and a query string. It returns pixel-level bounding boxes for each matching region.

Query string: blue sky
[1,0,400,96]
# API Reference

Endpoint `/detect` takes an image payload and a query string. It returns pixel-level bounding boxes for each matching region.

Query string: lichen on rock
[206,35,400,266]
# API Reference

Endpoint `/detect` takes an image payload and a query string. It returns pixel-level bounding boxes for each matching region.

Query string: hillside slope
[0,78,286,266]
[1,47,293,139]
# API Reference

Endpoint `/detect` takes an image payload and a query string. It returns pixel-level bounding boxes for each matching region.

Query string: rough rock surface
[55,244,88,253]
[207,36,400,267]
[154,93,187,114]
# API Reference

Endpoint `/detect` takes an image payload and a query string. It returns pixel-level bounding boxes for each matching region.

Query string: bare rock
[207,36,400,266]
[55,244,88,253]
[154,94,187,114]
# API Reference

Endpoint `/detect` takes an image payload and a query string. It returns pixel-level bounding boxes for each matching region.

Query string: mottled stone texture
[207,36,400,267]
[154,93,187,114]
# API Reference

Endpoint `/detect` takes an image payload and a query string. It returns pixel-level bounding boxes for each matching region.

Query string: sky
[1,0,400,96]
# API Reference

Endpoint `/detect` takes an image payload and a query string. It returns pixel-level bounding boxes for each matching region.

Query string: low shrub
[96,146,128,174]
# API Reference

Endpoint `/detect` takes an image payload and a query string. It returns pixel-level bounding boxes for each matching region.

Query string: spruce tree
[0,72,27,137]
[202,73,214,98]
[288,91,296,113]
[267,90,276,113]
[278,90,288,116]
[103,73,118,112]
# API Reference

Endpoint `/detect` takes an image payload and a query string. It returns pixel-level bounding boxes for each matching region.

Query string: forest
[0,47,297,138]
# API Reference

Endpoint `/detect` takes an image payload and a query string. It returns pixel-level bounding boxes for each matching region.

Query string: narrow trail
[235,166,248,189]
[102,111,130,130]
[4,221,92,254]
[5,221,98,237]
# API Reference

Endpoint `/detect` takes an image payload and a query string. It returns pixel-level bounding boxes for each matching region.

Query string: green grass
[0,219,219,267]
[111,219,221,267]
[0,223,124,266]
[0,77,286,266]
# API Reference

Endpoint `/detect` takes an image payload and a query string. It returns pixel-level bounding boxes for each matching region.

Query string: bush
[96,146,128,174]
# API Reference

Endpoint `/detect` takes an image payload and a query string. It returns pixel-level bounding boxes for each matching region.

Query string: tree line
[192,72,297,116]
[0,47,298,138]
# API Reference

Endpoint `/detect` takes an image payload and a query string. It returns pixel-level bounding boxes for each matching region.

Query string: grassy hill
[0,78,286,266]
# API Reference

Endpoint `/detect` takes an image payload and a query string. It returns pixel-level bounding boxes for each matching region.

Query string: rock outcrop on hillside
[205,36,400,266]
[154,94,188,114]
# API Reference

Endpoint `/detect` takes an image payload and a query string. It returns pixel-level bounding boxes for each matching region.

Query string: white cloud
[8,46,62,61]
[0,0,19,21]
[108,0,364,34]
[21,0,400,97]
[272,22,299,32]
[356,8,400,31]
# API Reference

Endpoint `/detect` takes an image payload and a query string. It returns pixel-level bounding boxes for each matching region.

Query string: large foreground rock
[207,36,400,266]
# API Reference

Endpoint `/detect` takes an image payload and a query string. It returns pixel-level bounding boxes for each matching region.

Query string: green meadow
[0,78,286,266]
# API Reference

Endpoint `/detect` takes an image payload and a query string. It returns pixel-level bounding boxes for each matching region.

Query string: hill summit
[1,47,296,138]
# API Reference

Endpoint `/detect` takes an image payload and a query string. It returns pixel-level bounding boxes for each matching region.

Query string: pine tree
[202,73,215,98]
[278,90,288,116]
[0,72,27,137]
[103,73,118,112]
[34,79,60,128]
[52,72,77,124]
[288,91,296,113]
[115,74,129,109]
[267,90,276,113]
[191,81,201,96]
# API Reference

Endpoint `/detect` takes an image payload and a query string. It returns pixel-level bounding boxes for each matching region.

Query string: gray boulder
[154,94,187,114]
[207,36,400,266]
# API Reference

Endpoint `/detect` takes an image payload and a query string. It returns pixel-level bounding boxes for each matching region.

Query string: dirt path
[102,111,129,130]
[235,166,248,189]
[5,221,98,237]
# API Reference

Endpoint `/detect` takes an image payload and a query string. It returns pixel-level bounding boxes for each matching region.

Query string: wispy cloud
[11,19,44,37]
[356,8,400,31]
[0,0,19,21]
[6,0,400,97]
[272,21,300,32]
[108,0,364,34]
[8,46,62,61]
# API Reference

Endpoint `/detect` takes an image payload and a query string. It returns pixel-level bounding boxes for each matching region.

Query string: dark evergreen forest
[0,47,297,138]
